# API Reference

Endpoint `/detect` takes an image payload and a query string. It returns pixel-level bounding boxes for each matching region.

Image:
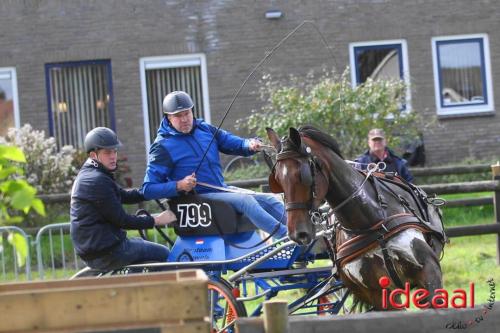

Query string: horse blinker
[300,162,313,187]
[268,172,284,193]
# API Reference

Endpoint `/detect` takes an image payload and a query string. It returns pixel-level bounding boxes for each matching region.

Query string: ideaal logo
[378,276,495,329]
[379,276,475,309]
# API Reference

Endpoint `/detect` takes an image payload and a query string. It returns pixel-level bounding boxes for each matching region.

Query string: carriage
[73,125,447,332]
[72,195,349,332]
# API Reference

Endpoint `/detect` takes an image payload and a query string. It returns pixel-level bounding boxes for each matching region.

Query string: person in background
[355,128,414,183]
[70,127,177,271]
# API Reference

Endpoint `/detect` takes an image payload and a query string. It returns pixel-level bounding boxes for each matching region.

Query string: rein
[325,162,384,218]
[194,21,337,174]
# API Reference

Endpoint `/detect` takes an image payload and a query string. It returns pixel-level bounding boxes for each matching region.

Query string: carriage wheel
[208,279,247,333]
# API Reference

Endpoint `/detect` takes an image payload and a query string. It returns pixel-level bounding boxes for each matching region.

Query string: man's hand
[154,210,177,226]
[176,173,197,192]
[248,138,263,152]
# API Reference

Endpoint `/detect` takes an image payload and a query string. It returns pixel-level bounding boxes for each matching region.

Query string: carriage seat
[168,195,257,236]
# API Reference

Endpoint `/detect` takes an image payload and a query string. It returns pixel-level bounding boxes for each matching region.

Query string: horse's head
[266,127,328,245]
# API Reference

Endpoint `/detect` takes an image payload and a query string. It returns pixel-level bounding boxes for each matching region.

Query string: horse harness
[270,142,446,289]
[335,172,446,288]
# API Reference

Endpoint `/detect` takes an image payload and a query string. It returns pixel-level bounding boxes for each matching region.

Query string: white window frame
[431,34,494,116]
[0,67,21,129]
[349,39,411,112]
[139,53,211,150]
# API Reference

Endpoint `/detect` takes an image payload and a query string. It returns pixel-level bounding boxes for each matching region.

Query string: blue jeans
[199,191,288,238]
[84,237,169,271]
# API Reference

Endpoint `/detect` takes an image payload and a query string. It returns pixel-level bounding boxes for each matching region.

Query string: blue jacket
[70,159,154,260]
[354,148,414,183]
[142,118,254,200]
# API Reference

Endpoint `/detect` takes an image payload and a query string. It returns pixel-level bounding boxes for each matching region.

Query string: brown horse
[267,126,446,310]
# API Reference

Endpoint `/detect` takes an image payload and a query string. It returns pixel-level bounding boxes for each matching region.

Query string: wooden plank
[263,301,288,333]
[494,174,500,265]
[420,180,500,195]
[445,197,493,207]
[0,270,208,332]
[410,164,490,176]
[237,303,500,333]
[446,223,500,238]
[286,303,500,333]
[6,320,209,333]
[235,317,265,333]
[161,322,210,333]
[0,270,204,293]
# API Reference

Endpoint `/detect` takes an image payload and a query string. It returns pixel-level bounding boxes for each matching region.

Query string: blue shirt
[142,118,254,199]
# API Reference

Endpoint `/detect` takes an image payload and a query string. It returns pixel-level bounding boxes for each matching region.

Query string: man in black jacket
[355,128,414,183]
[70,127,176,271]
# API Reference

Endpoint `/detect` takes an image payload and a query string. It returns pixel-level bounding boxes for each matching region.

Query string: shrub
[0,144,45,225]
[238,69,429,159]
[0,124,77,194]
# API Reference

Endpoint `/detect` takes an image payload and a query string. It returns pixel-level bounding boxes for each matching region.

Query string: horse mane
[297,125,344,159]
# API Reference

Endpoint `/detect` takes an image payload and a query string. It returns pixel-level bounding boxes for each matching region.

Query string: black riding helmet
[84,127,122,153]
[162,91,194,115]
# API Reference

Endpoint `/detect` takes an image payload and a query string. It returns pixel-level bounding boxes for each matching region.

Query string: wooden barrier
[411,164,490,176]
[236,301,500,333]
[0,270,209,333]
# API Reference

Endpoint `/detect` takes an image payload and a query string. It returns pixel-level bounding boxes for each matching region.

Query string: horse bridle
[269,142,383,219]
[269,143,321,213]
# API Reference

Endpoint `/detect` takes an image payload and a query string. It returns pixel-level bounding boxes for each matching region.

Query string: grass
[441,234,499,303]
[441,192,494,227]
[439,193,499,303]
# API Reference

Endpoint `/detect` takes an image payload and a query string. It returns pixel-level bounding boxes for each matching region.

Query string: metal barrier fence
[0,226,31,281]
[34,222,85,280]
[1,221,169,281]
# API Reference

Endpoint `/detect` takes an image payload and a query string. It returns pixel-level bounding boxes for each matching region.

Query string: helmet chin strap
[89,152,118,172]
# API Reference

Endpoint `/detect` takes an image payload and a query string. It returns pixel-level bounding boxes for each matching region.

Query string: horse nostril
[296,232,312,246]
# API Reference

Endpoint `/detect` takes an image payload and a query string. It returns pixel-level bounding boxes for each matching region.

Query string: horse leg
[407,238,444,308]
[341,255,405,311]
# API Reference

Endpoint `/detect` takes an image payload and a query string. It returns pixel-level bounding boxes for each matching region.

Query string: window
[0,67,20,137]
[139,54,210,148]
[45,60,115,148]
[349,40,411,111]
[432,34,493,116]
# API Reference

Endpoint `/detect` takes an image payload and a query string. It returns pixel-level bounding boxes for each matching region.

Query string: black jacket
[354,148,414,183]
[70,159,154,259]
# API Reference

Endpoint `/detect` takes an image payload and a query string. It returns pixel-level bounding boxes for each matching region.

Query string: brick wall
[0,0,499,185]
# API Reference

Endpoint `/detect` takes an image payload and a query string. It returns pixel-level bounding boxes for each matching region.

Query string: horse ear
[289,127,302,148]
[266,127,281,151]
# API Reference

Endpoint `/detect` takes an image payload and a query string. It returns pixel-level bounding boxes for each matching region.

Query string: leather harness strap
[336,213,433,267]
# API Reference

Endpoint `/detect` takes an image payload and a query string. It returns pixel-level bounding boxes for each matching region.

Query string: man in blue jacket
[142,91,287,239]
[70,127,177,271]
[355,128,414,182]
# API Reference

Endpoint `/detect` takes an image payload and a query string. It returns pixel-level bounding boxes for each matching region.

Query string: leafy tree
[0,124,76,194]
[0,144,45,224]
[0,144,46,267]
[239,69,425,159]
